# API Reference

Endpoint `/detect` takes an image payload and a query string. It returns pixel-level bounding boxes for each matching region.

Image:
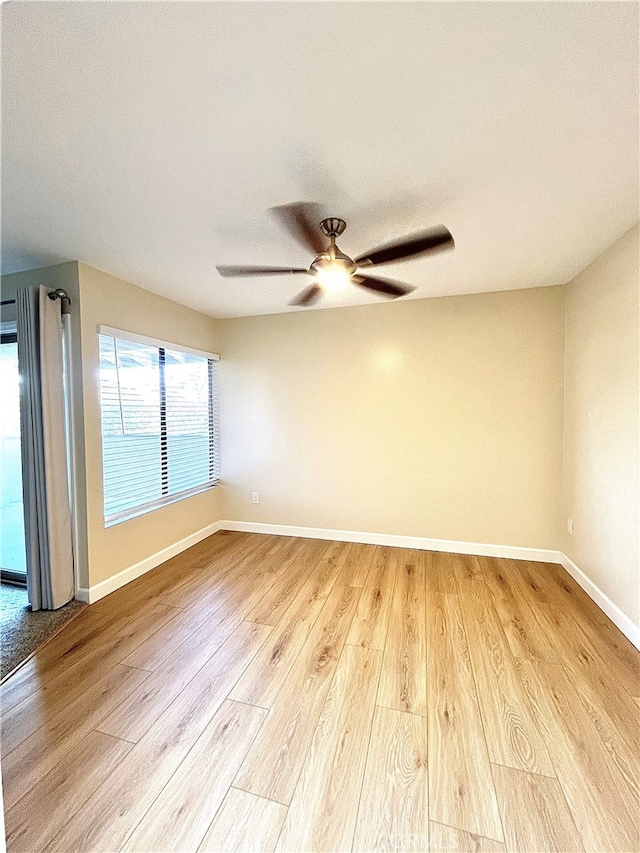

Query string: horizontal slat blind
[165,347,213,496]
[99,332,219,526]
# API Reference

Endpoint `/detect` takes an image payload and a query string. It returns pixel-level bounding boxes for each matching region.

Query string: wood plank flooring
[1,531,638,852]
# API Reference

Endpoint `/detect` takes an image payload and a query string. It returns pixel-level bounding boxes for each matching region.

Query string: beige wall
[8,237,636,631]
[77,263,221,587]
[218,286,566,550]
[562,224,639,627]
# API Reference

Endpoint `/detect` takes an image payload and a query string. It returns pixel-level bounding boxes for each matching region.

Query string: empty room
[0,2,638,852]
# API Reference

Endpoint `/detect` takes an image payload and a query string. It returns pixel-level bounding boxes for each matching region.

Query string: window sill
[104,480,219,528]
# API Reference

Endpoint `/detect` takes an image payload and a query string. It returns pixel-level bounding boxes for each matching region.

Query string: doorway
[0,331,27,584]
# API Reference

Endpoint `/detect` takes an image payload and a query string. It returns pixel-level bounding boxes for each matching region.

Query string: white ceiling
[2,2,638,318]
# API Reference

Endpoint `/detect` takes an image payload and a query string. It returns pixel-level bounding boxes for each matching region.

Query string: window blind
[98,330,219,526]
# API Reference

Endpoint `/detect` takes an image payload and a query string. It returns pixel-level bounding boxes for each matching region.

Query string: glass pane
[164,350,211,495]
[99,336,162,519]
[0,341,26,574]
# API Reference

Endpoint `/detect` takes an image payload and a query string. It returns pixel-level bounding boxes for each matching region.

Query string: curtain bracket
[47,288,71,313]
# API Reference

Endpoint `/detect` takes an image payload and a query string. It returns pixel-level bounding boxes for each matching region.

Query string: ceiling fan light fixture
[309,250,357,291]
[313,266,352,290]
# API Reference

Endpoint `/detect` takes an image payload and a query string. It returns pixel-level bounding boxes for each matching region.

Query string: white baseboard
[74,516,639,651]
[559,553,640,650]
[218,519,561,563]
[74,519,558,604]
[220,520,639,649]
[75,520,224,604]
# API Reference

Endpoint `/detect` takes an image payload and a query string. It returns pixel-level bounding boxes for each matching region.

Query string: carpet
[1,583,86,679]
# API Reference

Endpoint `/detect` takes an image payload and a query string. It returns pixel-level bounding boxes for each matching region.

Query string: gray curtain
[17,286,74,610]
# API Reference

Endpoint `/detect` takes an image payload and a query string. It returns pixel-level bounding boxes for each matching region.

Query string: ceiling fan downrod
[310,217,356,279]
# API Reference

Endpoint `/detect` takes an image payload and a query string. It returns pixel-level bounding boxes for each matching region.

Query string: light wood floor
[1,532,638,852]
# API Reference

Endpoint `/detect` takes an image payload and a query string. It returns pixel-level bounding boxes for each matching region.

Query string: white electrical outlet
[567,518,573,535]
[252,491,259,504]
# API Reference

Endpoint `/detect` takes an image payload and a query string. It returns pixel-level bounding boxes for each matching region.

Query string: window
[98,327,219,526]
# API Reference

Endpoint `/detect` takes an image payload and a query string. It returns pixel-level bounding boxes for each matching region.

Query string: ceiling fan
[216,203,454,307]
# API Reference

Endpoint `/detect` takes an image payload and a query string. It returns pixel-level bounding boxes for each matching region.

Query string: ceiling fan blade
[289,283,322,307]
[352,275,415,299]
[216,265,309,278]
[355,225,454,266]
[270,202,327,254]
